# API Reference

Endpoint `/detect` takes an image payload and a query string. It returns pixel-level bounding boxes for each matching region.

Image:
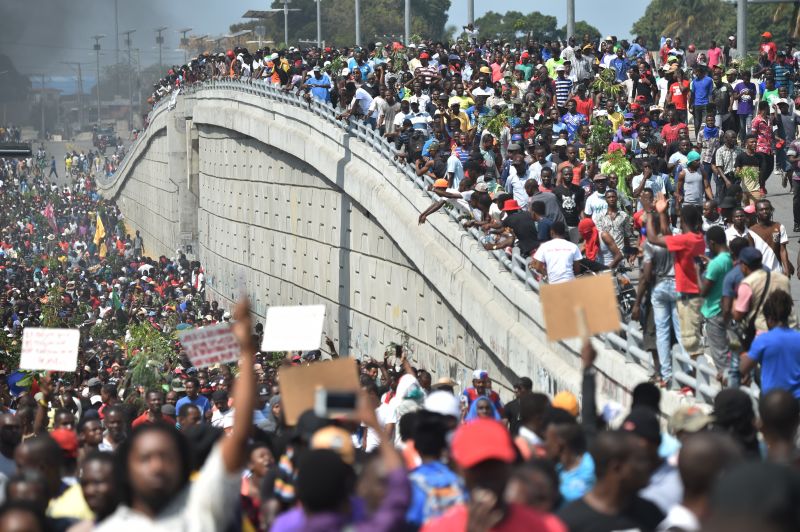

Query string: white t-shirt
[584,191,608,219]
[750,223,789,273]
[725,225,751,244]
[364,402,395,452]
[95,444,240,532]
[446,155,465,188]
[533,238,583,284]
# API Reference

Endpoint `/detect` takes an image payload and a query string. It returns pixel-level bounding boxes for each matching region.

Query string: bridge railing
[113,78,757,405]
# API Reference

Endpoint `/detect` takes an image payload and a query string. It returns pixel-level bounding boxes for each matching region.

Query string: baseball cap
[507,142,522,152]
[555,138,568,147]
[472,369,489,380]
[738,247,763,268]
[622,407,661,445]
[433,178,449,188]
[686,150,701,164]
[776,98,789,106]
[311,426,356,465]
[669,405,714,434]
[451,419,516,468]
[552,391,579,417]
[171,377,186,392]
[479,66,491,74]
[312,65,320,72]
[424,390,461,418]
[419,52,430,59]
[726,68,738,75]
[555,64,566,72]
[51,428,79,459]
[762,31,772,38]
[87,377,101,387]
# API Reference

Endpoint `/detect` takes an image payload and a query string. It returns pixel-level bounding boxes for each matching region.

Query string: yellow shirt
[48,483,94,521]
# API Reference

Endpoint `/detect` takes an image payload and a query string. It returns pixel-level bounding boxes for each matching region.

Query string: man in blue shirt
[742,289,800,398]
[609,48,630,83]
[303,66,332,104]
[175,377,211,417]
[627,37,647,61]
[689,65,714,140]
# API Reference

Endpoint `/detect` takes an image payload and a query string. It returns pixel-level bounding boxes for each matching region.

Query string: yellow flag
[93,213,106,247]
[99,242,107,258]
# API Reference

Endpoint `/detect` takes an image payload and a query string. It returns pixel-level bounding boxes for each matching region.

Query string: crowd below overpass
[0,24,799,532]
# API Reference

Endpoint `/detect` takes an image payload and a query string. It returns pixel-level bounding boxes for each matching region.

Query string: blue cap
[739,247,762,267]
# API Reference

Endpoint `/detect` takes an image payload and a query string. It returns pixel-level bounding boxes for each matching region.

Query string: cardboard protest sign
[278,357,359,425]
[261,304,326,352]
[539,273,621,342]
[20,328,80,372]
[179,323,241,368]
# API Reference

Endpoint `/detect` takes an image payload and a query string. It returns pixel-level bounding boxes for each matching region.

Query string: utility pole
[242,5,299,50]
[566,0,575,40]
[61,62,85,131]
[114,0,120,67]
[92,34,105,124]
[355,0,361,47]
[40,74,46,139]
[467,0,474,26]
[156,26,168,70]
[404,0,410,46]
[316,0,322,48]
[123,30,136,130]
[179,28,192,64]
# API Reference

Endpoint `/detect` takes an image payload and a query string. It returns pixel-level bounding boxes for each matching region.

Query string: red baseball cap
[50,428,78,459]
[451,419,516,468]
[419,52,430,59]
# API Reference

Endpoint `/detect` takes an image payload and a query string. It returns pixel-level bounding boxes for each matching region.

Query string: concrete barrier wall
[99,85,653,404]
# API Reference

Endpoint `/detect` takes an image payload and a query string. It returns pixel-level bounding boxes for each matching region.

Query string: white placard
[261,305,326,352]
[179,323,241,368]
[20,328,80,372]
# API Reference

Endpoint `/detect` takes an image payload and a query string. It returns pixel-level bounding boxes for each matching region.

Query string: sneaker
[794,224,800,233]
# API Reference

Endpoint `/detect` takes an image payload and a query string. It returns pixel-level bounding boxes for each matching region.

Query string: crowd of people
[1,22,800,532]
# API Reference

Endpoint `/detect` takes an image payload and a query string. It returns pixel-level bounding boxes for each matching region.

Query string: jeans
[692,106,708,140]
[737,114,753,143]
[705,313,729,375]
[792,179,800,226]
[651,277,682,381]
[757,152,774,189]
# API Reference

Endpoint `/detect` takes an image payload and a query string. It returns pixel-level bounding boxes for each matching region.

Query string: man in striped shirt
[554,65,573,111]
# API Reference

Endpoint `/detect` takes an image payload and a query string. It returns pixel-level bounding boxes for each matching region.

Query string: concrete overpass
[97,80,664,404]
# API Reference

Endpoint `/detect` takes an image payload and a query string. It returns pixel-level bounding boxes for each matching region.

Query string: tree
[470,11,599,43]
[631,0,795,52]
[230,0,451,48]
[563,21,602,42]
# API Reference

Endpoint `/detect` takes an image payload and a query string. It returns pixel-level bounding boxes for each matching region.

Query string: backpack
[409,469,464,523]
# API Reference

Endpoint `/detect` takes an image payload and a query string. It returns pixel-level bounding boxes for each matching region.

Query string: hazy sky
[4,0,650,78]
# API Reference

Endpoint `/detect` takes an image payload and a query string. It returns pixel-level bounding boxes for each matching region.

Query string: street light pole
[283,0,290,47]
[92,34,105,124]
[123,30,135,130]
[156,27,168,70]
[179,28,192,64]
[467,0,474,26]
[355,0,361,46]
[566,0,575,40]
[405,0,410,46]
[61,62,85,131]
[737,0,747,59]
[316,0,322,48]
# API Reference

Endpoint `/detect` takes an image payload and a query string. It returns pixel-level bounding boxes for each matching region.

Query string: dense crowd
[1,23,800,532]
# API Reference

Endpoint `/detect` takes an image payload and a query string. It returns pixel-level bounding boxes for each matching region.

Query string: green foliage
[587,120,613,156]
[231,0,451,49]
[479,107,510,138]
[600,150,637,200]
[0,333,21,370]
[631,0,794,52]
[473,10,599,43]
[124,322,177,396]
[591,68,622,99]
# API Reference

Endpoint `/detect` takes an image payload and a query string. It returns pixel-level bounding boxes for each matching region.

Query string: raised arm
[224,296,257,473]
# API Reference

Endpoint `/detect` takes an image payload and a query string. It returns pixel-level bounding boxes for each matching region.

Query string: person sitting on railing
[531,222,583,284]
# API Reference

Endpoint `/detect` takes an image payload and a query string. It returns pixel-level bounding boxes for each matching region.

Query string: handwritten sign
[20,328,80,372]
[262,305,326,352]
[179,323,241,368]
[278,358,359,425]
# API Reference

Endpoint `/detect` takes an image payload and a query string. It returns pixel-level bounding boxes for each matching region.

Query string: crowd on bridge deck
[1,20,800,532]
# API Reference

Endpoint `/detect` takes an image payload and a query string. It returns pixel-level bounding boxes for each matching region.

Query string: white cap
[341,67,351,76]
[472,369,488,380]
[424,391,461,418]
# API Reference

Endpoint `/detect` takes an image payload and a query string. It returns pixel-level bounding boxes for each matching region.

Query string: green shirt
[515,63,534,81]
[701,251,733,318]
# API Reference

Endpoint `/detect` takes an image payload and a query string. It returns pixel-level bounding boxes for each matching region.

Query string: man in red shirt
[666,69,690,123]
[132,390,176,427]
[660,109,687,145]
[645,194,706,359]
[422,419,566,532]
[760,31,777,64]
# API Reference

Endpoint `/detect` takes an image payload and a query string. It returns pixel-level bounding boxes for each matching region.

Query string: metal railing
[110,78,756,404]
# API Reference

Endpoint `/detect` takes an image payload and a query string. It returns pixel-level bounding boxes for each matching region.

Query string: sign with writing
[20,328,80,372]
[278,357,359,425]
[179,323,241,368]
[261,305,326,352]
[539,273,621,342]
